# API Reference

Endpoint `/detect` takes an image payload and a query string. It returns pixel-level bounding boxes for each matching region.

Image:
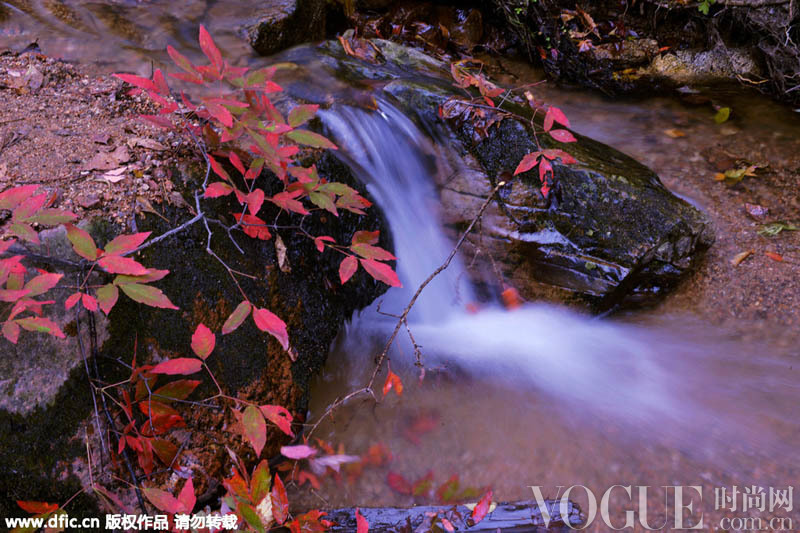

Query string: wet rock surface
[247,0,340,57]
[278,39,714,307]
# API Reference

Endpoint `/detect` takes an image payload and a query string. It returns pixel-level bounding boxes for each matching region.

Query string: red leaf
[339,256,358,284]
[113,73,157,92]
[143,487,182,514]
[271,474,290,525]
[271,191,309,215]
[17,501,59,514]
[386,472,412,495]
[233,213,272,240]
[150,358,202,375]
[244,189,265,216]
[2,320,20,343]
[314,236,335,252]
[119,283,178,309]
[252,307,289,350]
[191,323,215,359]
[514,152,540,175]
[242,404,267,456]
[153,379,201,401]
[382,370,404,397]
[82,293,99,312]
[205,101,234,128]
[360,258,402,287]
[539,158,553,184]
[65,224,98,261]
[281,444,317,460]
[765,252,784,262]
[97,284,119,315]
[65,292,82,310]
[199,25,223,75]
[544,106,570,132]
[356,508,369,533]
[351,243,396,261]
[16,317,65,338]
[0,185,39,210]
[152,69,169,95]
[103,232,151,255]
[471,490,493,524]
[177,478,196,513]
[23,273,62,297]
[222,300,251,334]
[542,149,577,164]
[98,255,149,275]
[207,154,231,182]
[260,404,294,437]
[167,45,197,74]
[352,230,379,245]
[549,129,577,143]
[501,287,522,309]
[205,182,234,198]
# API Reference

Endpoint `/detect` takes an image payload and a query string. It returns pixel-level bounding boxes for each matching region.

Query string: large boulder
[276,38,713,307]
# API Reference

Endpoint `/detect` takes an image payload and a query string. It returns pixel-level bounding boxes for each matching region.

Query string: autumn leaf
[82,293,99,312]
[191,323,215,359]
[205,182,234,198]
[242,405,267,457]
[731,250,753,266]
[16,317,65,338]
[103,232,151,255]
[177,478,196,513]
[260,405,294,437]
[360,258,401,287]
[150,358,203,375]
[252,307,289,350]
[222,300,252,334]
[23,273,62,297]
[286,129,337,150]
[271,473,289,525]
[119,283,178,309]
[382,370,403,397]
[17,501,59,515]
[281,444,317,460]
[514,152,539,175]
[96,284,119,315]
[544,106,570,131]
[65,292,82,310]
[251,460,272,504]
[198,25,224,76]
[98,255,149,276]
[356,508,369,533]
[65,224,98,261]
[153,379,201,401]
[288,104,319,128]
[549,129,577,143]
[339,256,358,284]
[765,252,784,262]
[471,490,493,525]
[143,487,182,514]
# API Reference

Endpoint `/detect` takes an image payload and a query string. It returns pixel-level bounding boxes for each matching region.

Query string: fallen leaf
[663,128,686,138]
[765,252,784,262]
[128,137,168,151]
[731,250,753,266]
[713,107,731,124]
[84,145,130,171]
[275,235,290,273]
[98,166,129,184]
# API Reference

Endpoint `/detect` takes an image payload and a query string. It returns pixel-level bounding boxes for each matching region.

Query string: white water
[318,99,799,462]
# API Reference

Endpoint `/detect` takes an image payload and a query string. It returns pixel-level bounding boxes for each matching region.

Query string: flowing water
[4,5,800,527]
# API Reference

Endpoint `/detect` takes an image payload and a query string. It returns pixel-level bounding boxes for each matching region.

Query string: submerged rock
[277,38,714,307]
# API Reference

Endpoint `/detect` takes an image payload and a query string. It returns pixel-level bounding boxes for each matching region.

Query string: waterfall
[317,99,798,461]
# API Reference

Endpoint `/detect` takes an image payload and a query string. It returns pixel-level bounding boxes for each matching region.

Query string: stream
[3,3,800,529]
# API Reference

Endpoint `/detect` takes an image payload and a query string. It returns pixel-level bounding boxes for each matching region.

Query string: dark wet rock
[278,39,714,306]
[247,0,338,57]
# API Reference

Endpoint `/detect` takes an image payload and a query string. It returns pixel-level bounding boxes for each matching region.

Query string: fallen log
[323,499,582,532]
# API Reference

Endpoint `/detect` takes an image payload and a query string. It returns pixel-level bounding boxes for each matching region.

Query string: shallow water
[4,4,800,527]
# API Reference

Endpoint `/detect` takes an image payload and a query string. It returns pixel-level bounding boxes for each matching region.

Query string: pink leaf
[339,256,358,284]
[280,444,317,460]
[150,358,203,376]
[97,284,119,315]
[252,307,289,350]
[549,129,577,143]
[23,273,62,297]
[356,508,369,533]
[143,487,182,514]
[514,152,540,175]
[260,405,294,437]
[544,106,570,132]
[113,73,157,92]
[471,490,493,525]
[360,258,401,287]
[191,323,215,359]
[177,479,195,513]
[103,232,151,255]
[98,255,149,276]
[198,25,223,75]
[65,292,82,310]
[314,236,335,252]
[82,293,99,312]
[205,182,234,198]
